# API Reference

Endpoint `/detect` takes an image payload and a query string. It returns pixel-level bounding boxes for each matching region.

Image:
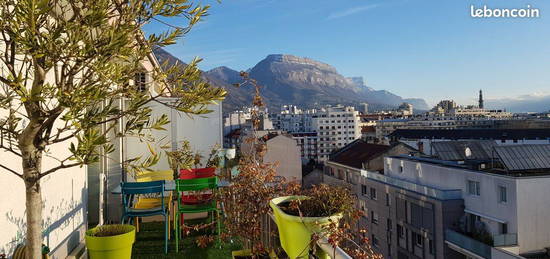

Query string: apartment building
[290,132,319,163]
[312,106,361,161]
[323,156,464,259]
[384,145,550,258]
[323,140,550,259]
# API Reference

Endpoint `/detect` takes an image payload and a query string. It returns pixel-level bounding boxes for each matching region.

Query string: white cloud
[327,4,380,20]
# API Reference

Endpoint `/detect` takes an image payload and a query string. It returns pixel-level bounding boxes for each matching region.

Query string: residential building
[223,109,251,136]
[240,131,302,182]
[312,105,361,161]
[321,139,550,259]
[290,132,319,163]
[384,144,550,258]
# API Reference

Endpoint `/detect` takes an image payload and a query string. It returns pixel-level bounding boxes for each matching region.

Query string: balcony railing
[360,170,462,200]
[494,233,518,247]
[445,229,491,259]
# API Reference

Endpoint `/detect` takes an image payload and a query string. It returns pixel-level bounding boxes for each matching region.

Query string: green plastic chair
[174,176,221,252]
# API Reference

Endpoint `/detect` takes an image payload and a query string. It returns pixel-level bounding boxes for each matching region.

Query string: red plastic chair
[179,167,216,179]
[178,168,216,204]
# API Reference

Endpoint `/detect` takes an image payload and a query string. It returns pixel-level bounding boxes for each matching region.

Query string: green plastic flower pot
[85,224,135,259]
[270,196,342,259]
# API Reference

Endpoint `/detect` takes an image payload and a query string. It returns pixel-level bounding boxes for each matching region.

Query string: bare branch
[0,163,23,179]
[39,162,81,179]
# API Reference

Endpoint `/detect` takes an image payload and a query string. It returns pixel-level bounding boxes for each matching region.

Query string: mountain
[486,94,550,113]
[153,50,429,113]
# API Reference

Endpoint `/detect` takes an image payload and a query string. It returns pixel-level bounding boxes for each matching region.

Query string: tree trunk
[25,178,42,259]
[21,144,43,259]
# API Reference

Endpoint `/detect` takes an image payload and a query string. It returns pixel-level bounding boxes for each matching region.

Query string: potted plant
[85,224,136,259]
[270,185,354,259]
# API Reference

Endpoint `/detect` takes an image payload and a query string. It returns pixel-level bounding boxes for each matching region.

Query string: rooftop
[330,140,392,169]
[389,128,550,140]
[432,140,497,161]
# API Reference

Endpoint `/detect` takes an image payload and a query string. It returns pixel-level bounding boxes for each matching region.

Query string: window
[413,232,423,246]
[500,223,508,234]
[361,184,367,195]
[370,188,377,200]
[499,185,507,203]
[468,180,480,196]
[372,235,379,247]
[387,218,392,231]
[386,193,391,206]
[134,72,147,91]
[397,224,404,238]
[429,239,434,254]
[371,211,379,224]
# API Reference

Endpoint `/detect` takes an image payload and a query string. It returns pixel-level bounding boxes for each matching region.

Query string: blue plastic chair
[121,180,169,254]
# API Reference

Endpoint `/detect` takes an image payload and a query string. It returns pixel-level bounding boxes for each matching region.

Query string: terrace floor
[133,221,241,259]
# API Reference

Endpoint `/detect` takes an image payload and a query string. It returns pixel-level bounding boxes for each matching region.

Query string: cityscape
[1,0,550,259]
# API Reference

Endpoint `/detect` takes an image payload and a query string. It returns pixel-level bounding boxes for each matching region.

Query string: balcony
[445,230,522,259]
[360,170,462,200]
[445,229,491,259]
[129,213,354,258]
[494,233,518,247]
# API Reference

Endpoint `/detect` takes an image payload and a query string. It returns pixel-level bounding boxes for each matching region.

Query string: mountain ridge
[154,49,430,112]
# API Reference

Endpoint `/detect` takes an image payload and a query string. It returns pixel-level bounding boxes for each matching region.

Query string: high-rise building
[312,106,361,161]
[479,89,484,109]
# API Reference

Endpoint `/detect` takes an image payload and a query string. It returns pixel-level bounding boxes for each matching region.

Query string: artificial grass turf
[132,221,241,259]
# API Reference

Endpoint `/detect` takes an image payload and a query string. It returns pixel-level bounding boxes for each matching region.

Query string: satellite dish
[465,147,472,158]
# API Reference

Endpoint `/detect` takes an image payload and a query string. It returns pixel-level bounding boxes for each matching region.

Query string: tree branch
[39,162,81,179]
[0,163,23,179]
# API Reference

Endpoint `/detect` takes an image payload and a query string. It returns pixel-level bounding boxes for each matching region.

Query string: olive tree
[0,0,226,257]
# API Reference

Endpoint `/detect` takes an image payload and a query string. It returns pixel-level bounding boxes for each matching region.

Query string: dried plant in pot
[270,184,382,259]
[220,72,300,259]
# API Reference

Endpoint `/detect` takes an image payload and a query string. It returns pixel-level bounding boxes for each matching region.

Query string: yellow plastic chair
[134,170,174,239]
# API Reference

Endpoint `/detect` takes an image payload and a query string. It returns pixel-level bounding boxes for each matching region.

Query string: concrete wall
[263,135,302,182]
[516,177,550,253]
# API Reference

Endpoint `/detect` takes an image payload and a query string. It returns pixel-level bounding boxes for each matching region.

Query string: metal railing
[445,229,491,259]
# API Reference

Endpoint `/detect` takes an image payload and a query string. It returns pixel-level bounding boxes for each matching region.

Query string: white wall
[516,177,550,253]
[124,99,223,172]
[0,116,87,258]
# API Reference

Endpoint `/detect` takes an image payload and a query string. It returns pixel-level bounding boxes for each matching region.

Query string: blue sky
[143,0,550,106]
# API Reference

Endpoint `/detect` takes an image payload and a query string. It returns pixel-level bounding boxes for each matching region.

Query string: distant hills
[486,95,550,113]
[154,49,430,112]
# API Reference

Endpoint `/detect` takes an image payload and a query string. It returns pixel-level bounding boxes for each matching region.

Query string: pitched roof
[494,144,550,171]
[390,129,550,140]
[330,140,393,169]
[432,140,497,161]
